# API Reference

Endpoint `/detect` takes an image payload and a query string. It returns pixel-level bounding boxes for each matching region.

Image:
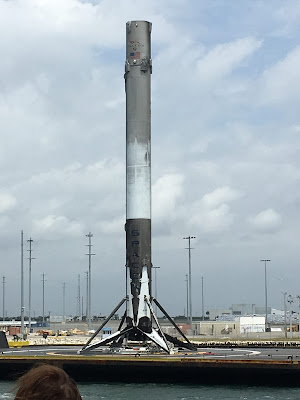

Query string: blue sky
[1,0,300,317]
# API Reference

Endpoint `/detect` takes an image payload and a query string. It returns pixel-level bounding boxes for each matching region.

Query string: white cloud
[196,37,262,83]
[152,173,185,220]
[32,215,83,237]
[28,160,123,188]
[187,186,242,234]
[249,209,282,233]
[291,124,300,133]
[10,160,125,238]
[274,2,300,36]
[97,217,124,235]
[259,46,300,105]
[0,216,10,228]
[190,203,234,234]
[0,192,17,213]
[201,186,242,209]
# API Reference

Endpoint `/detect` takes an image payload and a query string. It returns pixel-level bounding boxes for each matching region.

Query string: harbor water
[1,381,300,400]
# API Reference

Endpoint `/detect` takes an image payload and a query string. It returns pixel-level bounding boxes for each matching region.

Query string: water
[1,381,300,400]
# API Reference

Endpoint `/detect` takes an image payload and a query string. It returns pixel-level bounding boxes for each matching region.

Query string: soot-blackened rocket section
[125,21,152,334]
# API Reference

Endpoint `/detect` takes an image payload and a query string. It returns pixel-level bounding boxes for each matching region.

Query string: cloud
[97,216,124,235]
[201,186,242,209]
[15,159,124,221]
[191,203,234,234]
[0,192,17,213]
[259,46,300,105]
[32,215,83,238]
[196,37,262,83]
[188,186,243,234]
[291,124,300,133]
[273,2,300,36]
[152,173,185,221]
[249,209,282,233]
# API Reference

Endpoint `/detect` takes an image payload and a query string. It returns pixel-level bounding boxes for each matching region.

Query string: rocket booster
[125,21,152,333]
[80,21,194,354]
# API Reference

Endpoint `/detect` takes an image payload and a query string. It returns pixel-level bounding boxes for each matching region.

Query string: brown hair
[14,364,82,400]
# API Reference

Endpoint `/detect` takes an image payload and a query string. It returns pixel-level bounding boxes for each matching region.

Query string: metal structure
[282,291,287,339]
[42,273,46,326]
[27,238,35,332]
[86,232,95,330]
[85,271,88,319]
[184,236,196,331]
[297,295,300,339]
[201,276,204,321]
[21,231,25,338]
[185,274,188,319]
[77,274,81,319]
[297,295,300,336]
[287,295,293,338]
[62,282,66,323]
[2,276,5,321]
[80,21,195,355]
[260,259,270,331]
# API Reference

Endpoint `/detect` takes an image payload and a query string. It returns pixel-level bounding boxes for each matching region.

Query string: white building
[239,316,265,333]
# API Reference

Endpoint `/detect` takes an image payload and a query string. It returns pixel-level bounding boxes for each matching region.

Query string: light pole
[2,276,5,322]
[42,274,46,327]
[62,282,66,323]
[185,274,189,320]
[184,236,196,332]
[201,276,204,321]
[85,271,88,320]
[77,274,81,319]
[85,233,95,330]
[287,295,293,338]
[282,291,287,339]
[297,295,300,338]
[21,230,25,338]
[27,238,35,332]
[260,259,270,331]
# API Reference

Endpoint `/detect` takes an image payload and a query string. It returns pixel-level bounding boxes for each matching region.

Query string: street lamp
[85,271,88,320]
[85,232,95,330]
[201,276,204,321]
[287,295,293,338]
[2,277,5,322]
[42,274,46,327]
[183,236,196,332]
[282,291,287,339]
[21,230,25,339]
[185,274,188,320]
[260,259,270,331]
[62,282,66,323]
[27,238,35,333]
[297,295,300,338]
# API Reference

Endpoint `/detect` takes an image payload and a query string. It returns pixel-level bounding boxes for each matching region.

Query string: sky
[1,0,300,318]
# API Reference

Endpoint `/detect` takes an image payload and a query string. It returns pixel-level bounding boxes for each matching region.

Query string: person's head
[14,364,82,400]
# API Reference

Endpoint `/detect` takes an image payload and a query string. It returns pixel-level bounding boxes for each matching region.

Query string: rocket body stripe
[127,140,151,219]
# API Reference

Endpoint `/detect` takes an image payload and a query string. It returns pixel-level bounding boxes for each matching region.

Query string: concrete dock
[1,346,300,385]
